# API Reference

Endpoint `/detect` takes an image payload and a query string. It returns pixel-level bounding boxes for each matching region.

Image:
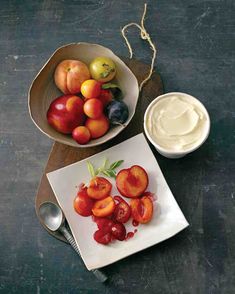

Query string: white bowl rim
[28,42,139,148]
[144,92,211,155]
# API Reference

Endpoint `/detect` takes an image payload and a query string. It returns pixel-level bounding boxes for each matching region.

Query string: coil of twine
[121,3,157,92]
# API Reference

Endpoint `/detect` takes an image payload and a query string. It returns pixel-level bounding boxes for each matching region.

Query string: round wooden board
[35,57,164,243]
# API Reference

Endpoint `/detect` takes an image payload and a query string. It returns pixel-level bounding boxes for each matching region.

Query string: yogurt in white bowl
[144,92,210,158]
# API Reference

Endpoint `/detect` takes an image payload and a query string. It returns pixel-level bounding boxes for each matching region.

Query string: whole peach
[47,95,85,134]
[85,116,109,139]
[54,60,90,94]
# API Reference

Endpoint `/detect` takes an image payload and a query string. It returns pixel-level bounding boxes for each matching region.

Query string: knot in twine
[121,3,157,92]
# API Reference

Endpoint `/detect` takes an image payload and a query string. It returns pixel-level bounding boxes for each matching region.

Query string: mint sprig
[86,161,97,178]
[86,158,124,179]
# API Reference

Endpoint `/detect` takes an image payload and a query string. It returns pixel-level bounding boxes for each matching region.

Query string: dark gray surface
[0,0,234,293]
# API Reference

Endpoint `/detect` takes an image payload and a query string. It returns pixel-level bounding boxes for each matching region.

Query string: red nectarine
[47,95,85,134]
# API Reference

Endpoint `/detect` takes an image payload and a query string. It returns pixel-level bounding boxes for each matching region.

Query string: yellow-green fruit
[89,57,116,82]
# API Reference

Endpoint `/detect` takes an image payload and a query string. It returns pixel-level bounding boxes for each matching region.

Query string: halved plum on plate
[113,196,131,223]
[87,177,112,200]
[116,165,149,198]
[130,196,153,224]
[74,188,94,217]
[92,196,115,217]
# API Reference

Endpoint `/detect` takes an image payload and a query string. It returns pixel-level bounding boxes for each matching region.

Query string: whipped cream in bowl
[144,92,210,158]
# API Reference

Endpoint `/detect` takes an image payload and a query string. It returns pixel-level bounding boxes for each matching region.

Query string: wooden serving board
[35,58,164,243]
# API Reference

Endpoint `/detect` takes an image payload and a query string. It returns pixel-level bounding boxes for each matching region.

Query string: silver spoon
[39,201,108,283]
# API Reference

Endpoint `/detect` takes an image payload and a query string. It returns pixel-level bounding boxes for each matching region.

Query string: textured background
[0,0,234,293]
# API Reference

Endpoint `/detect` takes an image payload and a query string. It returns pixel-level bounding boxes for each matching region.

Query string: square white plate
[47,133,189,270]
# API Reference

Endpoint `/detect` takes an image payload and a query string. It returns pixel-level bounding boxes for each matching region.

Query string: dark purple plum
[105,100,129,125]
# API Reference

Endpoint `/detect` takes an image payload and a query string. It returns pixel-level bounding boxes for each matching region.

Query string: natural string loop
[121,3,157,91]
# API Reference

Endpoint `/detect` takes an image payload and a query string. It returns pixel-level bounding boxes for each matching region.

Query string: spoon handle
[59,226,108,283]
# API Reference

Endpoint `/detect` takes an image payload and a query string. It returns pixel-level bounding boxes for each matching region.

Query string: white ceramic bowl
[28,43,139,147]
[144,92,210,158]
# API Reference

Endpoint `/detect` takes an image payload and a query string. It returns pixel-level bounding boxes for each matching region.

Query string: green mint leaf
[94,168,100,176]
[96,167,102,174]
[87,161,96,178]
[101,170,111,177]
[102,83,120,90]
[101,169,116,178]
[110,160,124,170]
[102,158,109,169]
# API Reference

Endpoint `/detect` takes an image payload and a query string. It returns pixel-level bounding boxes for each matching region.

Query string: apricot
[54,60,90,94]
[72,126,91,145]
[83,98,103,119]
[85,116,109,139]
[81,79,101,99]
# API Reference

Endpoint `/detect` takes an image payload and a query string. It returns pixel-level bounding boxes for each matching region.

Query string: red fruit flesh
[111,223,126,241]
[125,229,138,240]
[130,196,153,224]
[132,219,139,227]
[87,177,112,200]
[74,189,94,217]
[116,169,129,196]
[116,165,149,198]
[113,196,131,223]
[95,218,114,233]
[92,196,115,217]
[93,230,111,245]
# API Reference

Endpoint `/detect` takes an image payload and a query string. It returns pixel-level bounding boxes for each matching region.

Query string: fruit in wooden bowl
[72,126,91,145]
[54,60,90,94]
[47,95,85,134]
[28,43,139,147]
[85,116,110,139]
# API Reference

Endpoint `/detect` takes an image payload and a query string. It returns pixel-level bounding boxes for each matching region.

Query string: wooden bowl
[28,43,139,147]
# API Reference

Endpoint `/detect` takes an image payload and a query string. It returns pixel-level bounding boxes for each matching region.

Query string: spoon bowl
[39,202,64,231]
